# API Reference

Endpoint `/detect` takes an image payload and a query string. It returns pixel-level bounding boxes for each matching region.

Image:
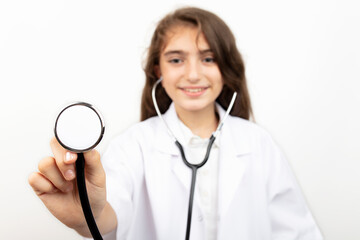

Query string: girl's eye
[169,58,183,64]
[203,57,215,63]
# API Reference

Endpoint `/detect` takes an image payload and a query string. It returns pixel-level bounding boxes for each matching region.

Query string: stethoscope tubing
[175,135,216,240]
[152,78,237,240]
[76,153,103,240]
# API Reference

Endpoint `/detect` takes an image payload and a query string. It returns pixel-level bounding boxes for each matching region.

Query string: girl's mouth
[180,87,208,97]
[183,87,207,93]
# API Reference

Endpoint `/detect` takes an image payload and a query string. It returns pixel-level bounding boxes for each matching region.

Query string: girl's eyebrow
[163,49,213,56]
[199,49,213,55]
[163,50,186,56]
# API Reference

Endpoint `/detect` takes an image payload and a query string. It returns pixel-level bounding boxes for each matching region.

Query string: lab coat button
[203,191,209,197]
[198,215,203,222]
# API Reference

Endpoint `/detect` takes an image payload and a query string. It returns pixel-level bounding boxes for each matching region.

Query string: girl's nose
[186,60,201,83]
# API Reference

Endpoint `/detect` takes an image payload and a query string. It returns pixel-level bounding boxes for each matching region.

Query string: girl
[28,7,323,240]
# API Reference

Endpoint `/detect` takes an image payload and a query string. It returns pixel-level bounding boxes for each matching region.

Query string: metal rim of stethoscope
[54,102,105,153]
[151,77,237,240]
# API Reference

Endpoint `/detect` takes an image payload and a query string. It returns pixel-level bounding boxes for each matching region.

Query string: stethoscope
[53,79,237,240]
[152,78,237,240]
[54,102,105,240]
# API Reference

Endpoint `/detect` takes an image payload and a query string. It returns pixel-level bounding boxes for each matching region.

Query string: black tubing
[175,135,216,240]
[76,153,103,240]
[185,167,198,240]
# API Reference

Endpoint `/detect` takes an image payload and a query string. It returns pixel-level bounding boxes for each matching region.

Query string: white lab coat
[97,103,323,240]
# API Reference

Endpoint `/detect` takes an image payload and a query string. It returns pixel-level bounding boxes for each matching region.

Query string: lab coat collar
[177,113,221,149]
[154,102,250,155]
[153,102,184,155]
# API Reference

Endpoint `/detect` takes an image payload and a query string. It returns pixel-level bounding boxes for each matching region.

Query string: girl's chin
[174,101,215,114]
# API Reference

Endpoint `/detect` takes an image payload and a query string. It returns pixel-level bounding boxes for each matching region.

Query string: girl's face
[158,26,223,115]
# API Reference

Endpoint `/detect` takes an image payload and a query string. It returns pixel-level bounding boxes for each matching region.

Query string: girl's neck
[175,104,219,139]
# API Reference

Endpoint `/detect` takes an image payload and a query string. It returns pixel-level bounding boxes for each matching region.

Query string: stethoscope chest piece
[54,102,105,153]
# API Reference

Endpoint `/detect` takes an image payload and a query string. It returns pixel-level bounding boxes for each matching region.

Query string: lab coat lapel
[172,156,192,191]
[218,117,251,219]
[153,103,192,191]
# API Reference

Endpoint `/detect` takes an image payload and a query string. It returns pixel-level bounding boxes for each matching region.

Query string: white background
[1,0,359,239]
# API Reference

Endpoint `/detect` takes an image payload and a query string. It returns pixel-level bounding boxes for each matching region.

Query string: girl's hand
[28,137,106,230]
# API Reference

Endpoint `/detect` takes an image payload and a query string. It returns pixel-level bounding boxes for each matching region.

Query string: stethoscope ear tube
[76,153,103,240]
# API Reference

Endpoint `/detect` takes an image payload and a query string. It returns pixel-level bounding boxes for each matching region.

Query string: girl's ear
[154,65,161,79]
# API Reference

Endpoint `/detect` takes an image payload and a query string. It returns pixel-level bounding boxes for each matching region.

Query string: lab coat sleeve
[263,133,323,240]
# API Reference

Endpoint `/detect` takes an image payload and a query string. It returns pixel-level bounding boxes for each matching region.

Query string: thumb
[82,149,105,187]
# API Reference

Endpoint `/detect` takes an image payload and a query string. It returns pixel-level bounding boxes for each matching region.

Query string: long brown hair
[141,7,253,121]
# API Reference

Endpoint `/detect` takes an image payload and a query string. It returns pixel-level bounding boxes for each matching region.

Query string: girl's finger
[83,149,105,186]
[28,172,58,196]
[37,156,73,193]
[50,137,78,181]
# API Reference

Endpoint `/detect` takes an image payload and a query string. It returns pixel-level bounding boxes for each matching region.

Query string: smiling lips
[180,86,209,97]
